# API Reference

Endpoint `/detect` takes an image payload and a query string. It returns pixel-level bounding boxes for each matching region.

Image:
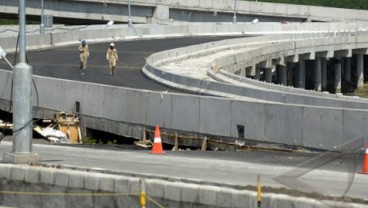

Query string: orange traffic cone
[150,125,165,154]
[361,145,368,174]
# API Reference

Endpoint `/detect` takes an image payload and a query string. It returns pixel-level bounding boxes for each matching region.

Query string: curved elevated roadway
[0,36,239,92]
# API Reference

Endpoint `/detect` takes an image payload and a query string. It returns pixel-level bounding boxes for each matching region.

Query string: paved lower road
[0,142,366,202]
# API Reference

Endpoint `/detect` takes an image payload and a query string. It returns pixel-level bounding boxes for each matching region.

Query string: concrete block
[54,169,70,187]
[146,179,165,198]
[84,172,101,190]
[64,80,86,113]
[199,97,231,136]
[265,104,303,146]
[125,90,148,124]
[25,166,40,184]
[231,100,266,141]
[103,86,127,122]
[129,177,140,194]
[231,190,254,208]
[9,166,25,181]
[83,84,105,118]
[146,92,172,128]
[114,175,130,194]
[36,77,68,111]
[40,168,55,185]
[115,176,139,207]
[302,107,343,150]
[342,110,368,152]
[215,187,233,207]
[181,183,200,203]
[171,94,200,132]
[99,174,116,192]
[0,164,12,179]
[68,171,85,189]
[198,185,219,206]
[164,181,181,201]
[269,194,295,208]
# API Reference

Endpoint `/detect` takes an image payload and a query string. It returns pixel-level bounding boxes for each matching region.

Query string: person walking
[106,42,118,76]
[79,39,89,75]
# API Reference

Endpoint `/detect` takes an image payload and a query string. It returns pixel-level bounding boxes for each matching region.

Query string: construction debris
[34,126,69,143]
[55,112,81,144]
[33,112,81,144]
[134,140,152,148]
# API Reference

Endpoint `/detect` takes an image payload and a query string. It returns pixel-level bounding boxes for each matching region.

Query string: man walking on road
[79,39,89,75]
[106,42,118,76]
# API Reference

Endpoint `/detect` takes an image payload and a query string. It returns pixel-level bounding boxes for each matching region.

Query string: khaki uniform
[79,44,89,70]
[106,47,118,75]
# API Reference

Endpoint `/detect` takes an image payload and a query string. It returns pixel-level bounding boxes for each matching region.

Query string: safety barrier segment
[0,163,367,208]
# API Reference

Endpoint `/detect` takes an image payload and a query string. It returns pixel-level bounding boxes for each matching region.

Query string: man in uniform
[79,39,89,75]
[106,42,118,76]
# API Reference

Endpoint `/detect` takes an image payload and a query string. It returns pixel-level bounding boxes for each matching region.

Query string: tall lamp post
[128,0,132,27]
[233,0,237,24]
[3,0,41,164]
[40,0,45,33]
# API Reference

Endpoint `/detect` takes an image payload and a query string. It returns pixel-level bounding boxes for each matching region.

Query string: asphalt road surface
[0,36,240,92]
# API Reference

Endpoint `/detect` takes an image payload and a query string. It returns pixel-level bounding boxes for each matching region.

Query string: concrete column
[151,5,170,24]
[334,59,342,93]
[287,63,294,86]
[297,59,306,89]
[246,67,251,77]
[265,68,272,83]
[239,68,246,77]
[344,57,351,82]
[314,58,322,91]
[321,58,327,91]
[278,65,287,86]
[254,67,261,80]
[357,54,364,88]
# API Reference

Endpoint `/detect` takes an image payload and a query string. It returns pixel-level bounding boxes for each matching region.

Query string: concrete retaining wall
[1,69,368,150]
[0,164,365,208]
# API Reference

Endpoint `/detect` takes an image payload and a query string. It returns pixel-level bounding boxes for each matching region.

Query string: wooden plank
[0,123,13,129]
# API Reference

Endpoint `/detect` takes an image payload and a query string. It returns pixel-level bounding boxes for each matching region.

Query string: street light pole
[128,0,132,27]
[40,0,45,33]
[3,0,41,164]
[233,0,237,24]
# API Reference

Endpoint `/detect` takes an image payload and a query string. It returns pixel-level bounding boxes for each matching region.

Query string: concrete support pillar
[344,58,351,82]
[357,54,364,88]
[246,67,251,77]
[287,63,294,86]
[151,5,170,24]
[334,59,342,93]
[278,65,287,86]
[265,68,272,83]
[254,67,261,80]
[321,58,327,91]
[314,58,322,91]
[239,68,246,77]
[297,59,305,89]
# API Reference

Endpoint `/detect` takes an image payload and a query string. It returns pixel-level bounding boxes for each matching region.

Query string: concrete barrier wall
[2,22,368,52]
[1,69,368,150]
[2,0,368,23]
[144,34,368,109]
[0,164,366,208]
